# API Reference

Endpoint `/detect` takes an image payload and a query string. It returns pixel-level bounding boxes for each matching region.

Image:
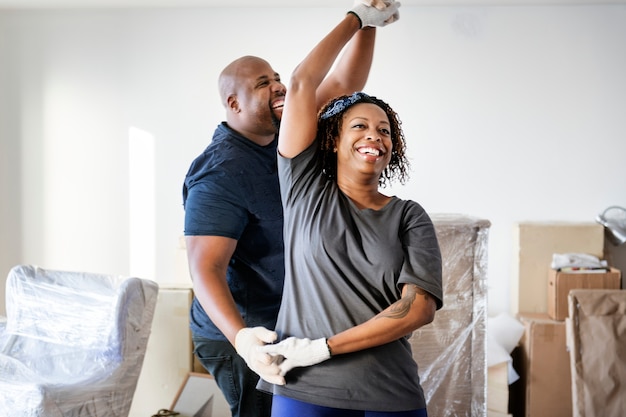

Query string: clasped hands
[235,327,331,386]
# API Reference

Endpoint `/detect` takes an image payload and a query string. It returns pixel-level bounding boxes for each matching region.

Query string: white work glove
[259,337,331,376]
[349,0,401,28]
[235,327,285,385]
[360,0,389,9]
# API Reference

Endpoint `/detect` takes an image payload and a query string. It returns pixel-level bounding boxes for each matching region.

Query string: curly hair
[316,92,410,188]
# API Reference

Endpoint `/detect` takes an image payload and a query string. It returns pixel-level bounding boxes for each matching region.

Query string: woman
[258,7,443,417]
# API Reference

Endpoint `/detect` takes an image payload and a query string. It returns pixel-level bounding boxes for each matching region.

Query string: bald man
[182,14,378,417]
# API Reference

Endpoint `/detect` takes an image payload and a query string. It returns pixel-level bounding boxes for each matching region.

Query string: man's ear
[227,95,240,113]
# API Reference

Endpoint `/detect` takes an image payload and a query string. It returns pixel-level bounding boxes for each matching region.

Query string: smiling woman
[316,92,409,190]
[255,7,443,416]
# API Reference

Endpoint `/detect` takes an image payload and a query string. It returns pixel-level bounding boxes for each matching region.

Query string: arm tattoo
[378,284,430,320]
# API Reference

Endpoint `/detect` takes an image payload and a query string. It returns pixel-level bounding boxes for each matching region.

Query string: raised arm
[315,26,376,112]
[277,14,361,159]
[278,4,400,159]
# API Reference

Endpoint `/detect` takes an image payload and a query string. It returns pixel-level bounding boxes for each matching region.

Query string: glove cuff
[311,338,332,362]
[347,10,363,29]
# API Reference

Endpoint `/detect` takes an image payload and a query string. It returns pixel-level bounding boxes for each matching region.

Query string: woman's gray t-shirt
[258,142,443,411]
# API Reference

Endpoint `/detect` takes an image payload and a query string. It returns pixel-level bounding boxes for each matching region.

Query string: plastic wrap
[409,214,490,417]
[0,316,6,348]
[0,265,159,417]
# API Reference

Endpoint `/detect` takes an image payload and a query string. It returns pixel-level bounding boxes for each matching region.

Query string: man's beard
[271,111,281,134]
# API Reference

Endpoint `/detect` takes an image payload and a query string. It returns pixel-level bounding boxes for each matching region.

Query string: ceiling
[1,0,624,9]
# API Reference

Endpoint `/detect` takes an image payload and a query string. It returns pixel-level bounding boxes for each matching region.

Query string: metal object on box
[596,205,626,246]
[410,214,490,417]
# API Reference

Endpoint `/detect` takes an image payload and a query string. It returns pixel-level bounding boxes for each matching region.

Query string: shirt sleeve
[184,172,249,239]
[277,140,320,206]
[398,205,444,310]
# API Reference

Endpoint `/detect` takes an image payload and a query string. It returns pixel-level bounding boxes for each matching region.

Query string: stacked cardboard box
[511,222,609,417]
[488,362,512,417]
[516,313,571,417]
[511,222,604,315]
[548,267,621,321]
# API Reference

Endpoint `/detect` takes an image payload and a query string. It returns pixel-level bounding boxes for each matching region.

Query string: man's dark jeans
[192,337,272,417]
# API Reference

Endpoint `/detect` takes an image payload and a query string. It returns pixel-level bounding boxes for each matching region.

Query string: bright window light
[128,126,156,280]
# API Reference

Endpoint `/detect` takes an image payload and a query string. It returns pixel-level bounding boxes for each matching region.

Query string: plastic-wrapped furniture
[410,214,490,417]
[0,264,159,417]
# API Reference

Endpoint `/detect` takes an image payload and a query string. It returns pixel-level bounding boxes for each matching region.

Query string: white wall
[1,5,625,316]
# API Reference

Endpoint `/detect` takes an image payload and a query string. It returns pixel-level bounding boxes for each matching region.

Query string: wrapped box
[410,214,490,417]
[516,313,572,417]
[566,289,626,417]
[548,267,621,321]
[511,222,604,314]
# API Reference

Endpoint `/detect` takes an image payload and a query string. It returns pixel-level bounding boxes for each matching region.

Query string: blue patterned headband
[320,92,371,120]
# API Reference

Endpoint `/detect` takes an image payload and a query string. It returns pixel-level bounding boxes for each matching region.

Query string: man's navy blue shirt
[183,122,284,341]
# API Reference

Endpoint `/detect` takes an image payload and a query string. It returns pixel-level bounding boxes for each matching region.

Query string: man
[182,3,400,416]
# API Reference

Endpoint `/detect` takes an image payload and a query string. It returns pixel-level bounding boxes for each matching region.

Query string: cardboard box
[603,236,626,289]
[512,222,604,314]
[488,362,509,414]
[566,289,626,417]
[548,267,621,321]
[130,288,194,417]
[171,373,230,417]
[517,313,572,417]
[488,412,512,417]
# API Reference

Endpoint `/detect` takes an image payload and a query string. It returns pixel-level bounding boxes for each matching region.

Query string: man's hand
[349,0,401,28]
[235,327,285,385]
[259,337,331,376]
